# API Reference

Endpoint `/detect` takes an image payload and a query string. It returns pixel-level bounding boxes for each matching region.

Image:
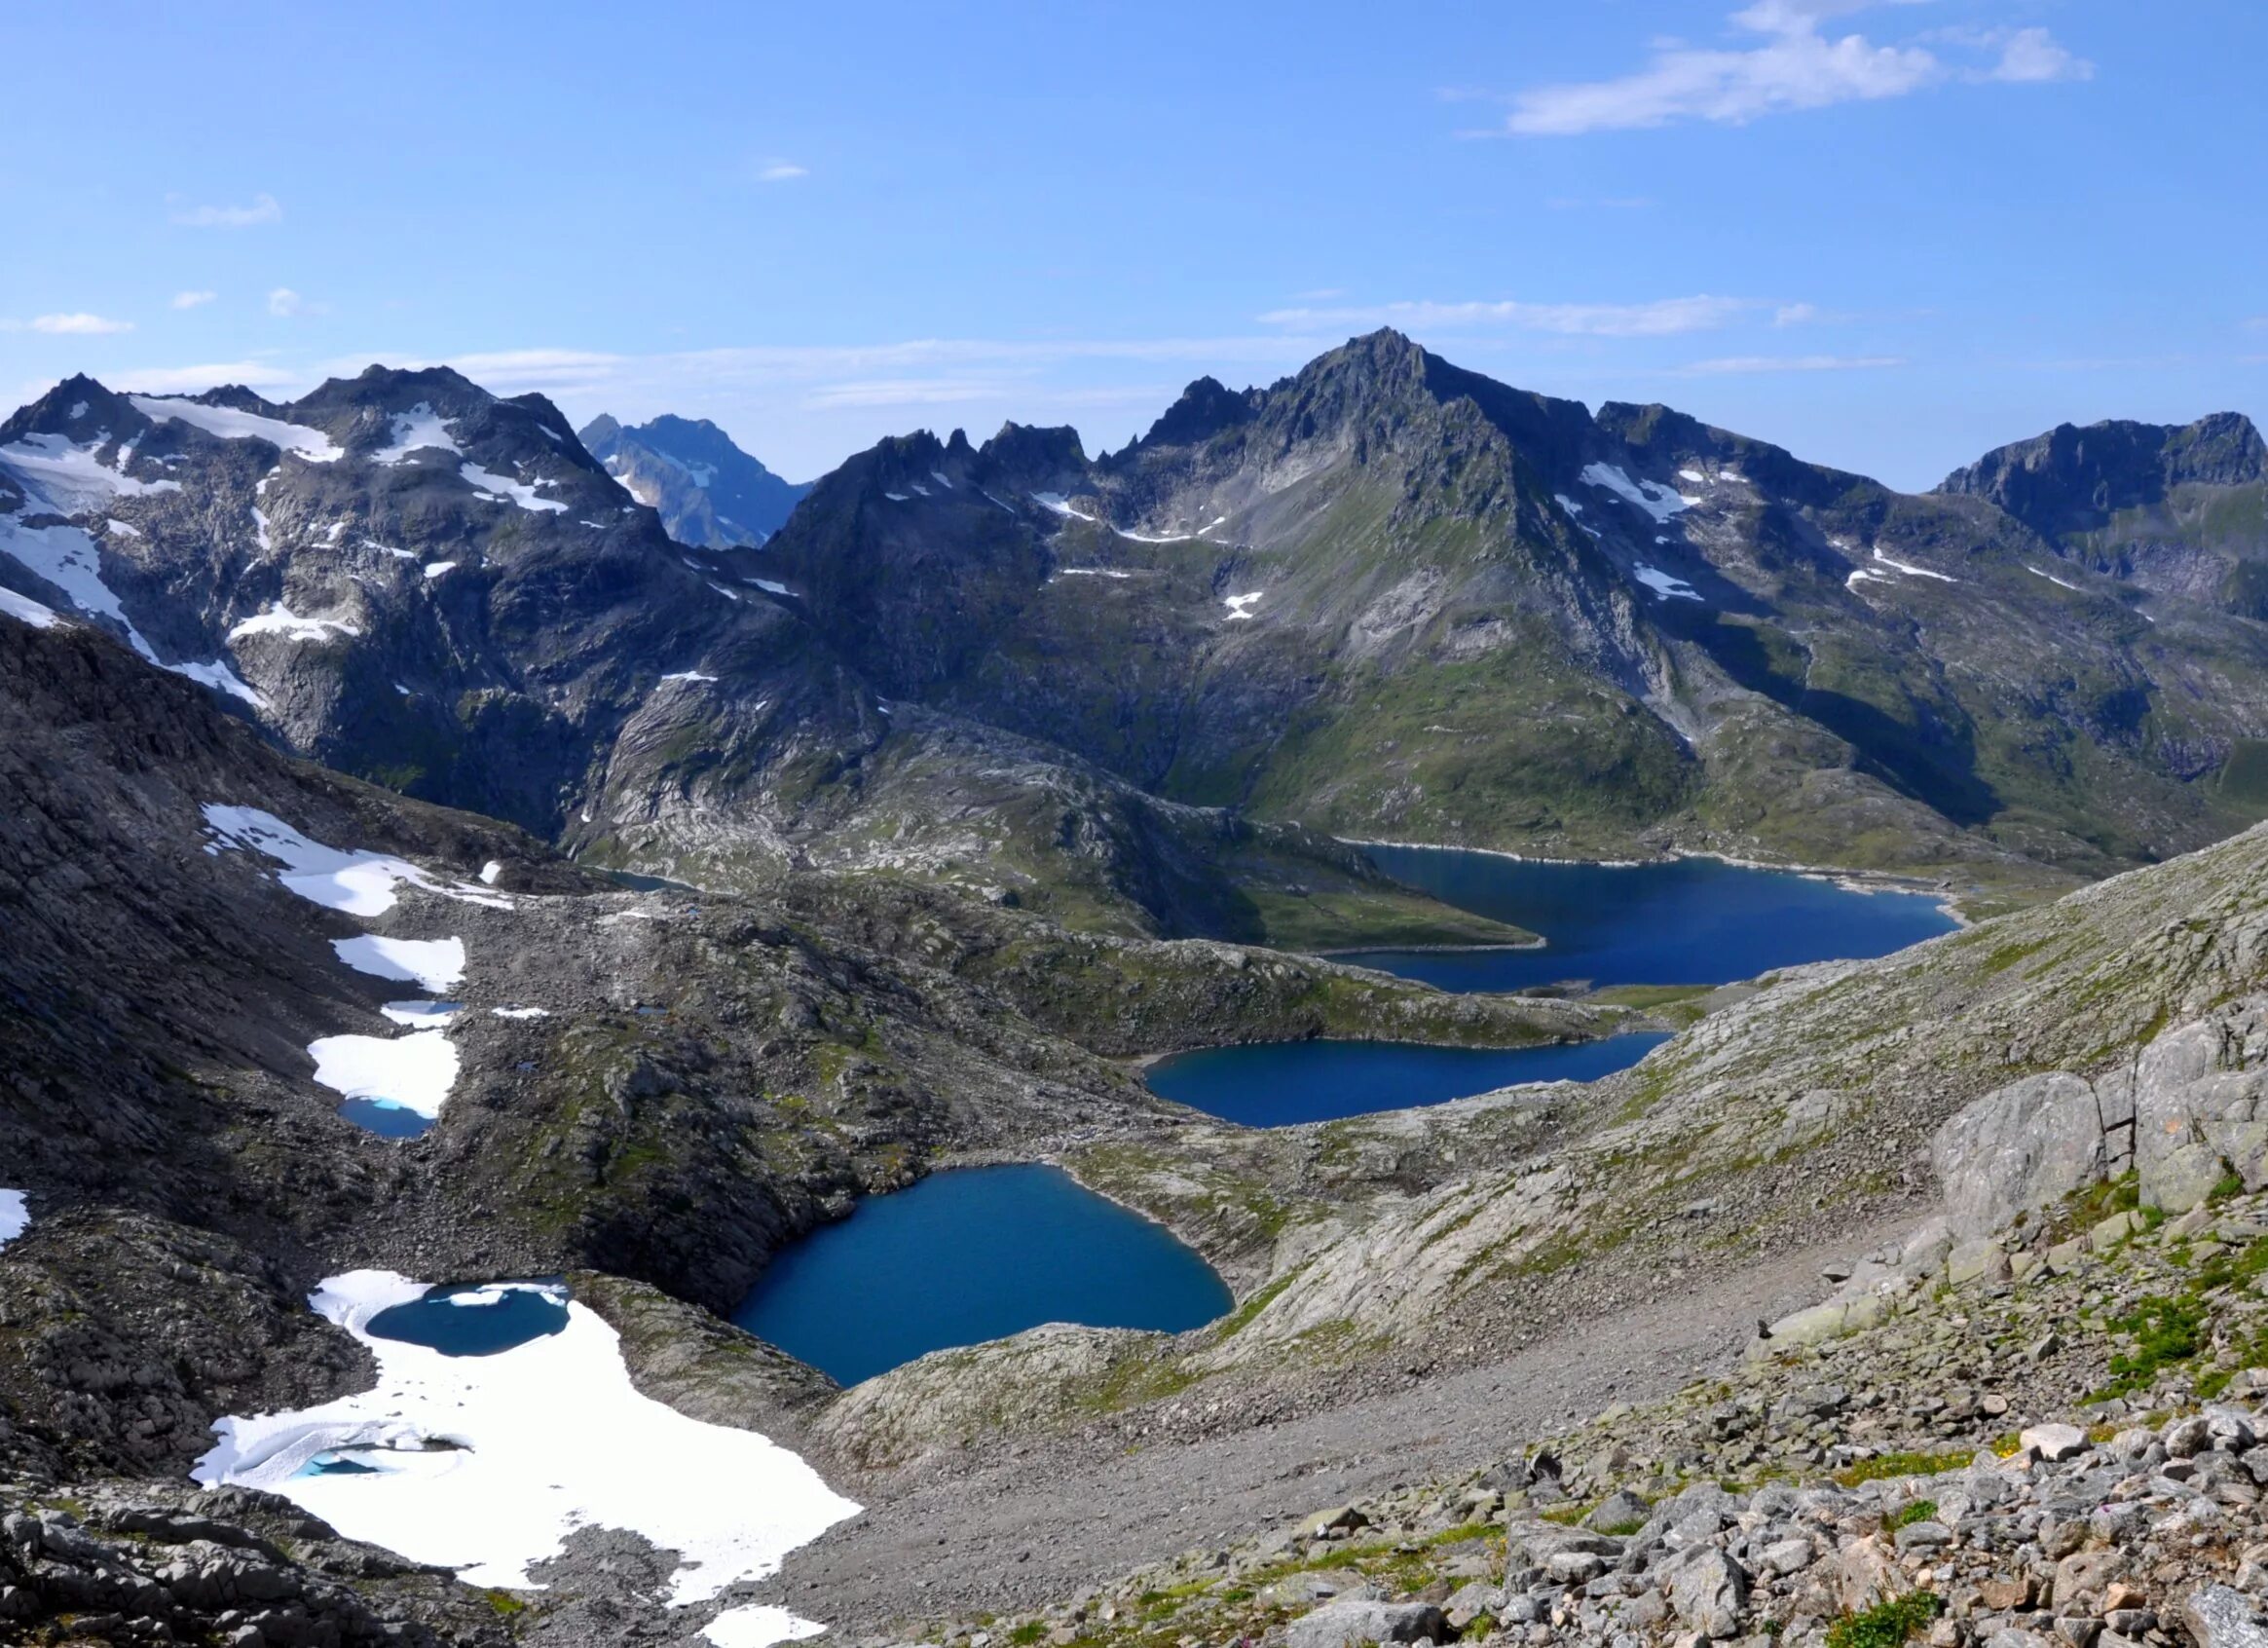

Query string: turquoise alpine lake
[337,1099,435,1140]
[733,1164,1232,1386]
[1144,1032,1672,1127]
[1346,844,1958,993]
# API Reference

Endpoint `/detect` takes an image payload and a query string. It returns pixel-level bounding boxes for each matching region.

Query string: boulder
[1667,1549,1749,1639]
[1933,1072,2111,1239]
[2023,1423,2090,1462]
[1285,1597,1449,1648]
[2180,1583,2268,1648]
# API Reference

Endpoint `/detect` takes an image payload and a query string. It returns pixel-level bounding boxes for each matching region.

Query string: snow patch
[749,579,791,596]
[167,657,268,709]
[660,670,719,685]
[381,1001,464,1028]
[307,1033,460,1122]
[492,1006,550,1021]
[332,935,467,993]
[1030,491,1098,523]
[1580,462,1697,524]
[883,491,911,503]
[1053,567,1132,581]
[1634,565,1703,602]
[128,396,343,463]
[229,603,362,643]
[460,463,569,514]
[479,861,503,885]
[1223,591,1264,621]
[203,805,502,917]
[423,561,458,581]
[1871,546,1956,583]
[106,517,141,539]
[194,1270,860,1620]
[2027,565,2081,592]
[709,581,742,601]
[0,430,182,511]
[1552,494,1583,516]
[929,469,955,490]
[0,583,63,629]
[373,404,462,466]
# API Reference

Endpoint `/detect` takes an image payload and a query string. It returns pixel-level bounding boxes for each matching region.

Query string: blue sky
[2,0,2260,488]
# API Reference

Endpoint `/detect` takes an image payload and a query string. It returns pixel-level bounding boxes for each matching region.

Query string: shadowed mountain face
[759,330,2268,883]
[7,337,2268,918]
[0,366,1514,947]
[1937,413,2268,624]
[578,412,812,548]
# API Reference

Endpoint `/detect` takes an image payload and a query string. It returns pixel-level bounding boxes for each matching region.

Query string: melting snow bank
[0,583,64,629]
[0,1189,27,1249]
[1633,564,1702,602]
[332,935,466,993]
[309,1032,460,1121]
[203,805,510,915]
[195,1271,860,1641]
[1580,462,1697,523]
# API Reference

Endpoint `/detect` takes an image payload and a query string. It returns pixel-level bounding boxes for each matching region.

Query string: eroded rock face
[1932,1071,2122,1239]
[2134,997,2268,1212]
[1927,993,2268,1230]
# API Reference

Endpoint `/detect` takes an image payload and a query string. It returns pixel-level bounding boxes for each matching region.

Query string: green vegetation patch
[1826,1591,1942,1648]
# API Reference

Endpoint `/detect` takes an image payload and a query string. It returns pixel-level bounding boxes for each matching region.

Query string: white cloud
[1773,303,1821,326]
[803,377,1018,408]
[1502,3,2084,135]
[171,290,219,310]
[1987,26,2093,84]
[29,313,135,336]
[757,160,809,182]
[268,287,321,318]
[1676,354,1907,374]
[168,192,284,228]
[116,360,302,393]
[1257,295,1756,337]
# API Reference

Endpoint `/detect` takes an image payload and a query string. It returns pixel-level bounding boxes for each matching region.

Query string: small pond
[1345,844,1957,993]
[365,1282,572,1357]
[1144,1031,1672,1127]
[732,1164,1232,1386]
[337,1099,436,1140]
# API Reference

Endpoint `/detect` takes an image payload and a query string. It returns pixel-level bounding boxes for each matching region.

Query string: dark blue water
[300,1452,383,1477]
[338,1098,435,1139]
[365,1283,571,1356]
[733,1165,1233,1385]
[1348,844,1957,992]
[1145,1032,1671,1127]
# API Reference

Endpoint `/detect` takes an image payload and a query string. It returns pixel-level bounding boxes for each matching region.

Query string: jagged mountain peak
[1937,410,2268,530]
[577,409,809,547]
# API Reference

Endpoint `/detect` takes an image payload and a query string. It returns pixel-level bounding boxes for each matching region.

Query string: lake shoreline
[1340,835,1972,927]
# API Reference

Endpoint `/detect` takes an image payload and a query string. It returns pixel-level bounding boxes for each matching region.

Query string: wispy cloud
[267,287,324,318]
[756,160,809,182]
[1676,353,1907,374]
[117,360,301,393]
[1257,295,1757,337]
[1501,3,2087,135]
[170,290,219,311]
[167,192,283,228]
[18,313,137,336]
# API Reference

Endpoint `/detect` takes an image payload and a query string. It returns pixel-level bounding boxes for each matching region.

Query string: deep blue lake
[733,1164,1233,1386]
[1345,844,1957,992]
[366,1283,571,1356]
[1145,1032,1671,1127]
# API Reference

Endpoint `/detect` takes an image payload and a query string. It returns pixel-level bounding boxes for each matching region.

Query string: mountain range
[6,331,2265,928]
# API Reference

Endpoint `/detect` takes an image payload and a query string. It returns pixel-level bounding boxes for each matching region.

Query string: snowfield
[194,1271,860,1645]
[1580,462,1698,524]
[228,603,363,644]
[308,1031,460,1121]
[127,396,343,464]
[203,805,506,916]
[373,404,462,466]
[332,935,467,993]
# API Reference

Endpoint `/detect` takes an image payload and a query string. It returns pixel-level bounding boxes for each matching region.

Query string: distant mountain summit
[1937,412,2268,618]
[578,412,810,547]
